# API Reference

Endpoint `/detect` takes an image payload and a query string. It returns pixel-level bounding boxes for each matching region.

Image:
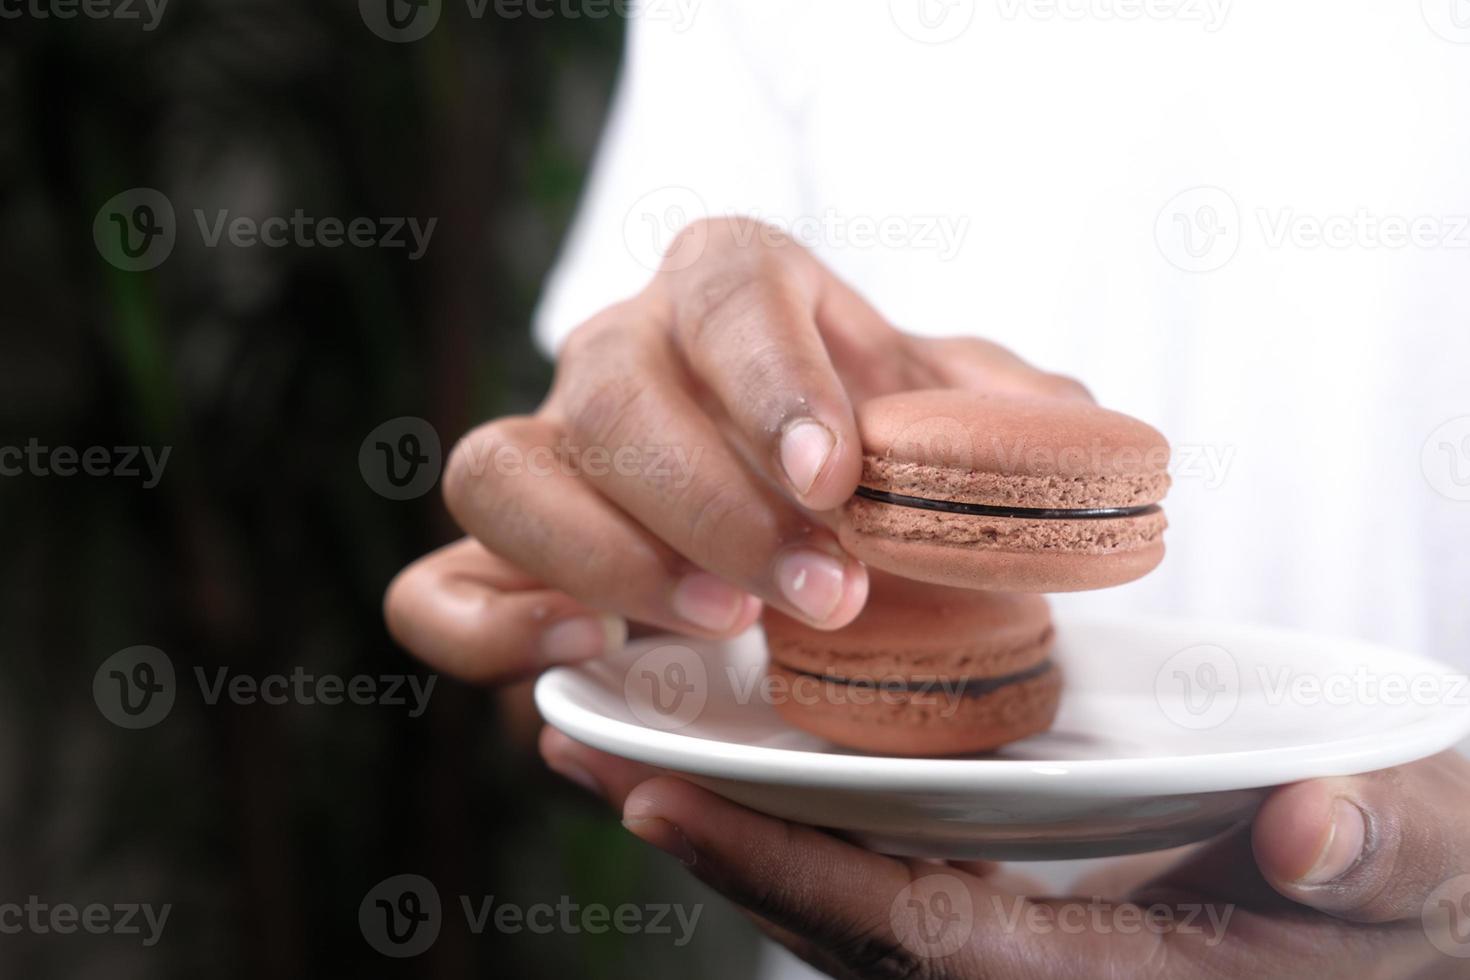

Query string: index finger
[659,219,871,512]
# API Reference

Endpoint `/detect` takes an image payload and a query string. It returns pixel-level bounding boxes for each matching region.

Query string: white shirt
[533,5,1470,969]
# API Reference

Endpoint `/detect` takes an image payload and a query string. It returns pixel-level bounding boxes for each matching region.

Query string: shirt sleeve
[532,1,805,355]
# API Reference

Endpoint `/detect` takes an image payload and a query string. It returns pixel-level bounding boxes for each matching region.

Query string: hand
[385,218,1088,684]
[540,732,1470,980]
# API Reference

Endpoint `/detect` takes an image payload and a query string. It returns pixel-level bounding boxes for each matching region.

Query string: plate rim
[534,613,1470,797]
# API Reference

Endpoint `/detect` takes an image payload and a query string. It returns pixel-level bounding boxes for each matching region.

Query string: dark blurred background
[0,2,757,976]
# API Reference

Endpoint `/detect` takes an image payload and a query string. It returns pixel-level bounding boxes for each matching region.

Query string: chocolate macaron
[762,574,1059,756]
[837,390,1170,592]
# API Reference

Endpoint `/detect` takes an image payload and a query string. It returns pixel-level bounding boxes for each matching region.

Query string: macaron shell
[765,660,1062,757]
[763,576,1054,678]
[857,389,1170,508]
[840,521,1166,592]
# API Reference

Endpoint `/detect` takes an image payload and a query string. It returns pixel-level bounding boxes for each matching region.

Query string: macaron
[762,573,1059,756]
[837,389,1170,592]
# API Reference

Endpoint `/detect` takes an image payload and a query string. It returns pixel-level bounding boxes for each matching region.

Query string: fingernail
[1300,799,1366,885]
[546,756,603,797]
[623,816,697,866]
[776,549,847,624]
[540,614,626,665]
[780,420,835,497]
[671,572,748,633]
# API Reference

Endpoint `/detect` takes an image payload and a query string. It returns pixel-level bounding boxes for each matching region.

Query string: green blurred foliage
[0,4,756,978]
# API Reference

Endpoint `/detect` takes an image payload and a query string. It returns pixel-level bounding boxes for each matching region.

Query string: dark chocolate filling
[788,660,1055,698]
[854,486,1160,521]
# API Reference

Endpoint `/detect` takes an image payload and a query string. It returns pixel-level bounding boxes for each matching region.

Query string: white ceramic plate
[535,614,1470,859]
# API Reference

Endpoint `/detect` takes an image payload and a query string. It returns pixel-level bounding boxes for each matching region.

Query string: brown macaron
[762,573,1060,756]
[837,389,1170,592]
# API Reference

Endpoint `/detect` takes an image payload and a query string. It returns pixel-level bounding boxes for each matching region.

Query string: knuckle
[561,362,652,451]
[556,313,625,379]
[679,268,789,354]
[1043,372,1095,403]
[443,417,532,521]
[729,338,803,422]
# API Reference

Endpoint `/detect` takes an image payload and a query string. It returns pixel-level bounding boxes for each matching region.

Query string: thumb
[1252,751,1470,923]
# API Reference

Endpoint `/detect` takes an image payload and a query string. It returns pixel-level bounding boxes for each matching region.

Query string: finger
[537,726,664,807]
[550,328,867,629]
[918,335,1096,403]
[384,538,626,684]
[1252,752,1470,923]
[662,220,864,510]
[619,777,1181,979]
[444,414,763,637]
[813,275,931,401]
